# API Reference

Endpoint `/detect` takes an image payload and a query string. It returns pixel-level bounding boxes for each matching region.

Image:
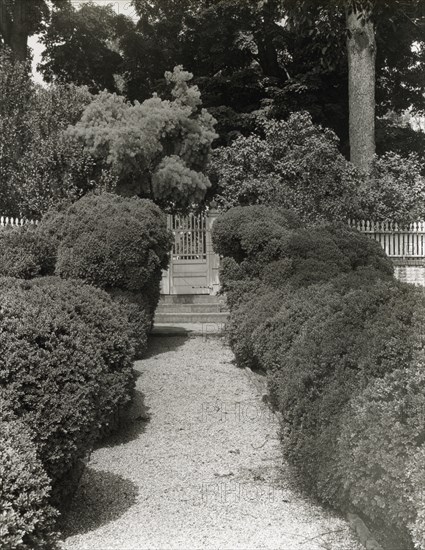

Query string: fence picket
[0,215,38,230]
[349,219,425,258]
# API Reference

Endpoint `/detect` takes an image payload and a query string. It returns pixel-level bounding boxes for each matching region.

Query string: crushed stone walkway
[61,335,361,550]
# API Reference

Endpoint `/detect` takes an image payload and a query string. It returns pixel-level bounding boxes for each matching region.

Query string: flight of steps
[154,294,229,325]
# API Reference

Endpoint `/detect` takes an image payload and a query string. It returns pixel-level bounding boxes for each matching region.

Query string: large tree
[284,0,425,171]
[39,2,133,93]
[346,3,376,173]
[39,0,425,155]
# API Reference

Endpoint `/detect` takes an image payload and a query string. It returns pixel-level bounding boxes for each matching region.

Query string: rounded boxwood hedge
[212,205,300,264]
[337,363,425,548]
[0,276,135,494]
[214,205,422,547]
[0,225,54,279]
[39,193,172,295]
[0,420,59,550]
[36,193,172,351]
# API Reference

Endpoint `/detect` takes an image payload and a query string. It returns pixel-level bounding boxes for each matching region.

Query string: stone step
[159,294,225,305]
[154,311,229,324]
[151,323,225,337]
[156,303,225,314]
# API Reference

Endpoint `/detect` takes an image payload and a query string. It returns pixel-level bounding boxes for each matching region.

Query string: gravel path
[61,335,361,550]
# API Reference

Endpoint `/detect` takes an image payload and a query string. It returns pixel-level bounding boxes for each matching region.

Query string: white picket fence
[348,220,425,259]
[0,216,38,228]
[0,213,424,259]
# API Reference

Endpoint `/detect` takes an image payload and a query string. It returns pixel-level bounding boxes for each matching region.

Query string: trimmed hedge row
[0,421,59,550]
[0,277,135,494]
[38,193,172,353]
[0,193,172,356]
[214,206,425,548]
[0,194,172,546]
[0,225,54,279]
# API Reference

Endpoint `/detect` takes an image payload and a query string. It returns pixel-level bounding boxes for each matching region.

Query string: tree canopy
[67,66,218,211]
[39,2,133,93]
[38,0,425,149]
[0,50,99,218]
[0,0,68,60]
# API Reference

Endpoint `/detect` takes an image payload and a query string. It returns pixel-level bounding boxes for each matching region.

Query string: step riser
[155,312,229,324]
[156,304,223,313]
[159,294,225,305]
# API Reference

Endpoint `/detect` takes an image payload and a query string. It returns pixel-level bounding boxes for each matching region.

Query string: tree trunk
[0,0,29,61]
[254,0,283,80]
[10,28,27,61]
[11,0,28,61]
[346,7,376,174]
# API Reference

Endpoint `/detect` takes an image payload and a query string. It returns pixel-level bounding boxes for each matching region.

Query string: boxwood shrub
[337,363,425,548]
[263,279,407,499]
[42,193,171,293]
[0,420,59,550]
[214,204,423,547]
[0,225,54,279]
[0,277,134,496]
[212,205,300,264]
[36,193,172,352]
[226,286,287,370]
[108,288,152,358]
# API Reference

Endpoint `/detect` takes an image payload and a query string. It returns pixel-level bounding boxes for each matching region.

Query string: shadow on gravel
[60,467,138,538]
[142,333,189,359]
[99,389,151,448]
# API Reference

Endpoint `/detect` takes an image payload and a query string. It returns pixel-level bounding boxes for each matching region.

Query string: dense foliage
[210,112,360,222]
[0,50,99,218]
[32,0,424,155]
[39,2,127,93]
[39,0,425,151]
[0,53,218,217]
[214,205,425,548]
[0,277,135,491]
[211,113,425,225]
[360,152,425,223]
[67,66,217,210]
[0,226,54,279]
[37,192,172,353]
[0,421,59,550]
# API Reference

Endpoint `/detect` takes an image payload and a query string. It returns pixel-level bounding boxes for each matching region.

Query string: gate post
[206,207,220,295]
[160,214,173,295]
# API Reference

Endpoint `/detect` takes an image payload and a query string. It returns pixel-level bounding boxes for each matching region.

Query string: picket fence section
[348,219,425,259]
[0,216,38,228]
[168,213,207,260]
[1,213,424,260]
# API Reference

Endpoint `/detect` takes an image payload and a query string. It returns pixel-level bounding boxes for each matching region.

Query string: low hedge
[108,289,152,358]
[39,193,171,294]
[338,364,425,548]
[214,205,424,548]
[0,420,59,550]
[0,277,134,497]
[36,193,172,351]
[0,225,54,279]
[212,205,300,265]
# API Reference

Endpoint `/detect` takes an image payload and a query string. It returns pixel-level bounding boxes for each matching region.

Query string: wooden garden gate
[161,210,221,295]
